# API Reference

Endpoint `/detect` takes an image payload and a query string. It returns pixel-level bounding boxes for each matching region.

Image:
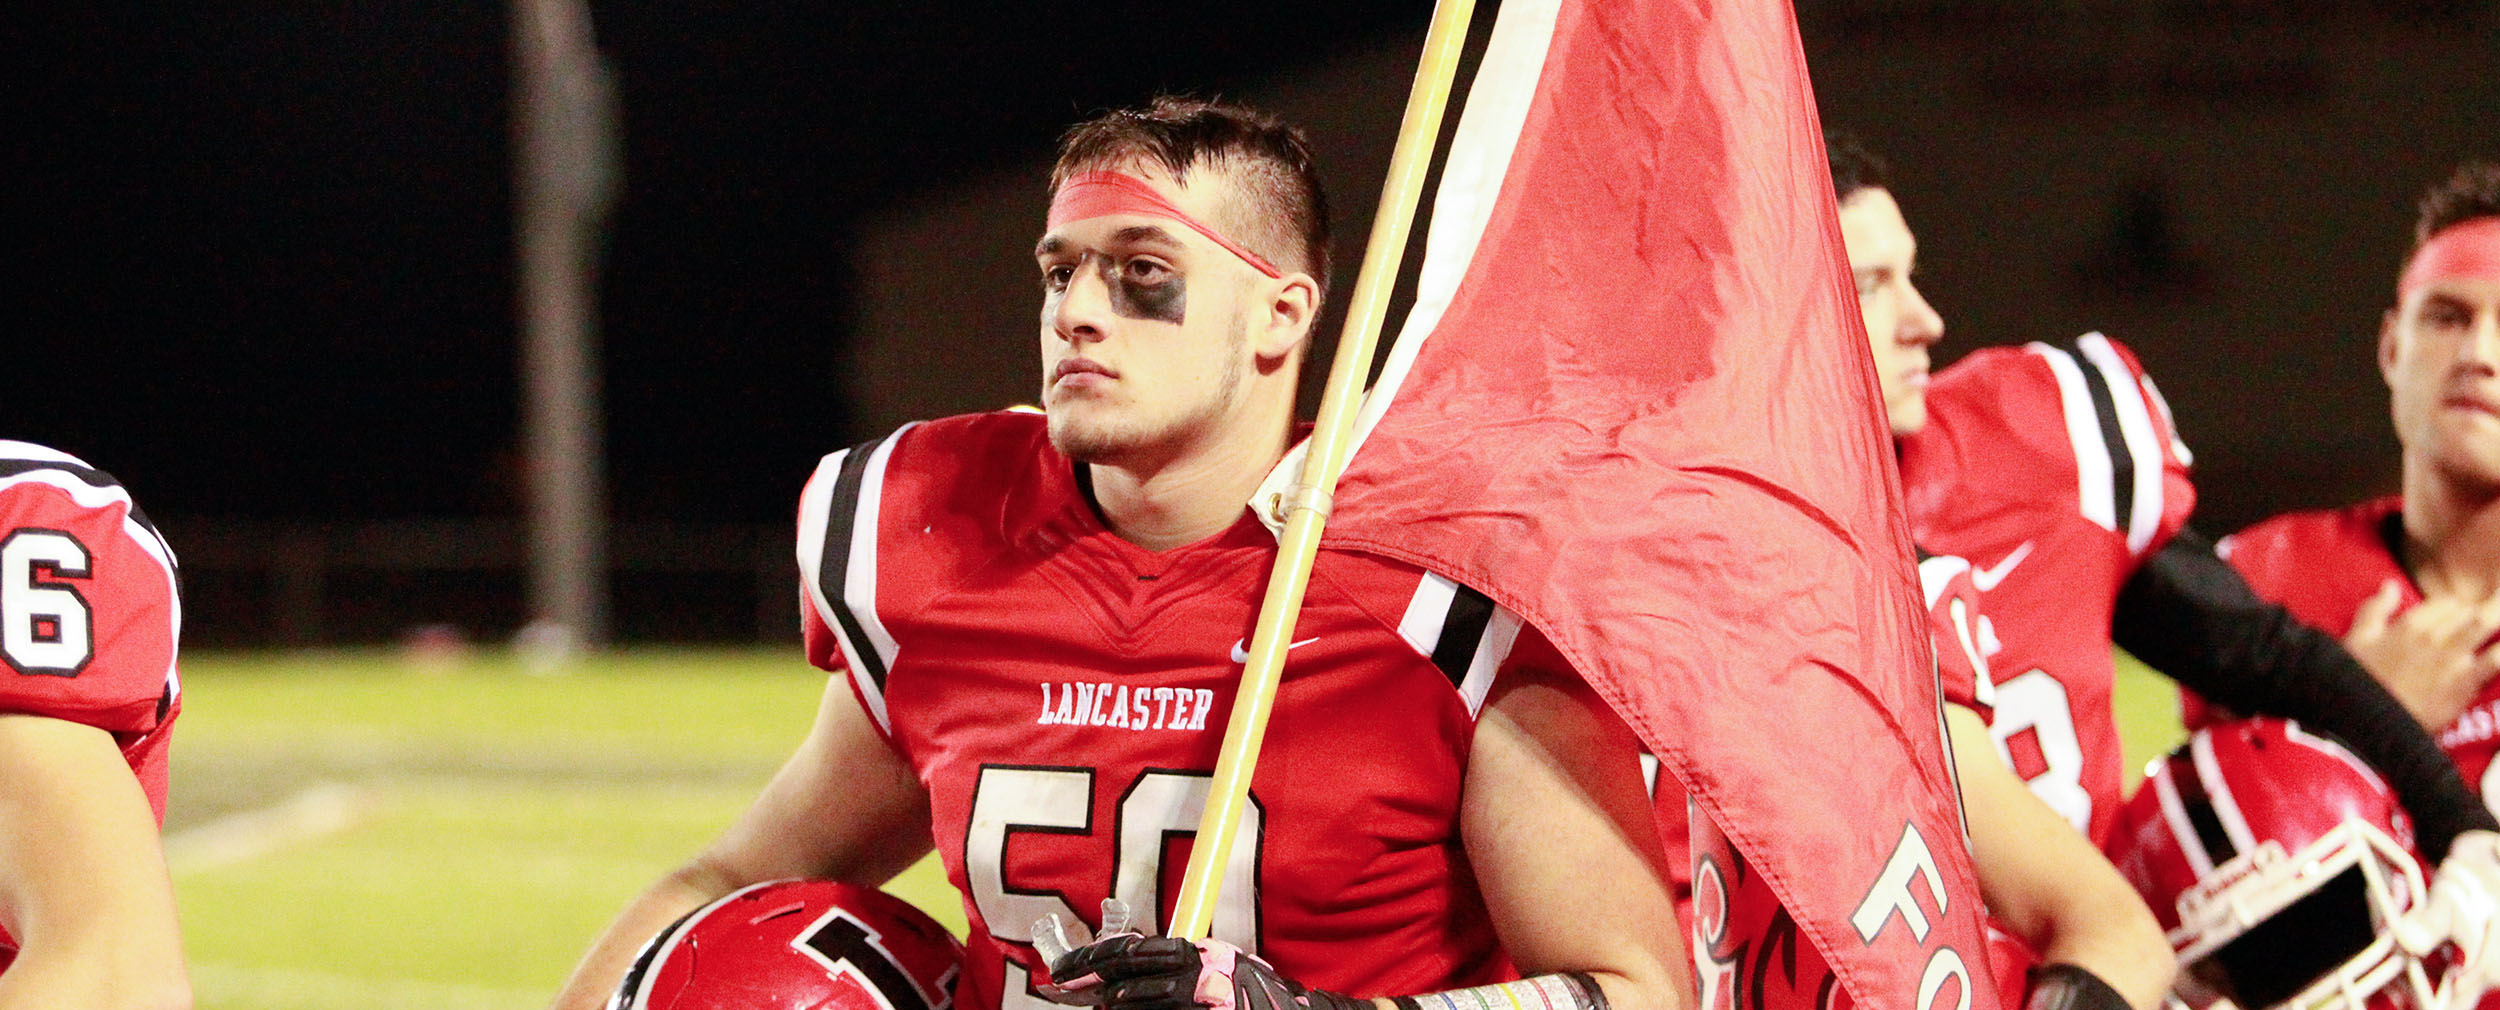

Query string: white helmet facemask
[2168,820,2434,1010]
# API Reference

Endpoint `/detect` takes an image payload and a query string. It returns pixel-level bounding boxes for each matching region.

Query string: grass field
[167,649,963,1010]
[165,647,2190,1010]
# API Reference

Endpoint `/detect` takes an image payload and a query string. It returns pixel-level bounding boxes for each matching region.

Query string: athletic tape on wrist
[1047,171,1285,279]
[2401,216,2500,297]
[1406,973,1609,1010]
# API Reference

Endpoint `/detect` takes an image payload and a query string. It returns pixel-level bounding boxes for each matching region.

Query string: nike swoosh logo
[1230,637,1321,664]
[1971,542,2033,593]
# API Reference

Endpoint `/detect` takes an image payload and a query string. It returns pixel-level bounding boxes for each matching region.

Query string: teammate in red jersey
[1836,138,2175,1010]
[2211,164,2500,781]
[1850,137,2500,1004]
[2207,163,2500,994]
[0,440,187,1009]
[1651,141,2176,1010]
[549,99,1686,1010]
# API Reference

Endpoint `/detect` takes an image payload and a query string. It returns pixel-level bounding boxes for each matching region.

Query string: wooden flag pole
[1167,0,1480,940]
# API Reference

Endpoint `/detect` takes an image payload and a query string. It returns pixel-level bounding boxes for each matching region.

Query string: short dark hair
[1824,128,1891,203]
[1052,97,1332,305]
[2415,162,2500,245]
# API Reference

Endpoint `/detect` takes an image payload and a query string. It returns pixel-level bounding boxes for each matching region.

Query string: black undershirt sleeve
[2110,526,2497,863]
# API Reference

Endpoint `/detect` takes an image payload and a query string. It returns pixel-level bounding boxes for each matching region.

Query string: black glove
[1033,904,1608,1010]
[1051,933,1367,1010]
[1034,903,1368,1010]
[2024,963,2129,1010]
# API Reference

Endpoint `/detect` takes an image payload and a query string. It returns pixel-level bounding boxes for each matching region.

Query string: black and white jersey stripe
[2025,334,2171,555]
[1394,572,1521,717]
[795,425,1523,728]
[795,424,919,732]
[0,440,177,575]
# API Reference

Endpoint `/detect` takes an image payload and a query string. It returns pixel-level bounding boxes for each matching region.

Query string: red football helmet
[2106,719,2437,1010]
[612,879,964,1010]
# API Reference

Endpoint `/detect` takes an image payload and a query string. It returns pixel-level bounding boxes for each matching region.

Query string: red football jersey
[796,413,1525,1010]
[2216,497,2500,813]
[1898,334,2196,848]
[0,440,183,966]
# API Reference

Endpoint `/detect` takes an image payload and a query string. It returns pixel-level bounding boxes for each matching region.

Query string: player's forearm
[547,857,745,1010]
[1982,856,2171,1010]
[0,851,188,1010]
[1945,707,2171,1010]
[2028,891,2175,1010]
[1463,667,1691,1010]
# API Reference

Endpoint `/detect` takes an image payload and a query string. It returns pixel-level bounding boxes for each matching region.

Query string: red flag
[1316,2,1997,1006]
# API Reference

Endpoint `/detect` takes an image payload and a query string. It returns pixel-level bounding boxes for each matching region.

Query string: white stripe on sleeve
[2028,344,2119,534]
[2077,333,2168,554]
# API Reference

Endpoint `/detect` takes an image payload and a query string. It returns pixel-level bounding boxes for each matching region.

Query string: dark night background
[8,2,2497,645]
[12,3,1432,522]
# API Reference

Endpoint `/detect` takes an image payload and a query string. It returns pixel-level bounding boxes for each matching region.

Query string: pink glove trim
[1194,940,1244,1010]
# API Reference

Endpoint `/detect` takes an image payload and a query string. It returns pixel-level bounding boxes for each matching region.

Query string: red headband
[1046,171,1284,278]
[2401,216,2500,297]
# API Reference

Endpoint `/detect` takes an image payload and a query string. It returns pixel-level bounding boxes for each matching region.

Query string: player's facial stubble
[1043,265,1250,466]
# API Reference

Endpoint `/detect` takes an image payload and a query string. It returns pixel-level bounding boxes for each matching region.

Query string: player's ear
[1251,272,1319,361]
[2379,308,2402,384]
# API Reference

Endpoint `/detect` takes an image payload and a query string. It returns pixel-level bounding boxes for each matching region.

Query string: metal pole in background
[512,0,618,659]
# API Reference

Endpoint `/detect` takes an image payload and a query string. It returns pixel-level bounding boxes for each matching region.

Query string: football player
[2210,164,2500,785]
[1846,137,2500,1000]
[0,441,187,1010]
[2206,162,2500,980]
[549,99,1688,1010]
[1925,558,2175,1009]
[1680,140,2190,1010]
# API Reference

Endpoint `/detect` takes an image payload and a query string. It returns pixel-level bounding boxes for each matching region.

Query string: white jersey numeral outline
[1987,669,2090,832]
[1,529,95,675]
[967,766,1263,1010]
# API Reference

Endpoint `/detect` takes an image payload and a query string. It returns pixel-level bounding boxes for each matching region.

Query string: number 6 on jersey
[1,529,94,676]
